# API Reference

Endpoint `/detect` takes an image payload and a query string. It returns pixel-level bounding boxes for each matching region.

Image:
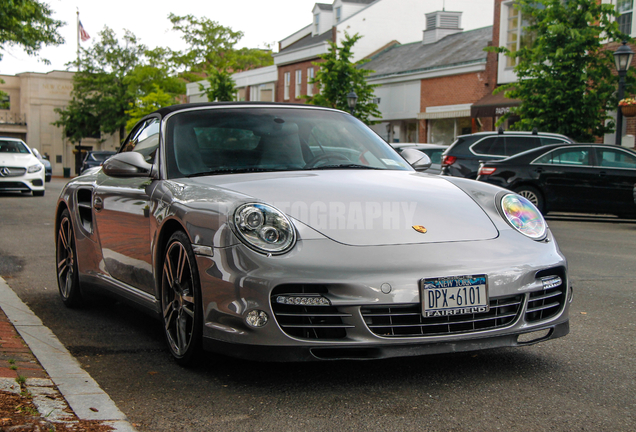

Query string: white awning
[417,103,472,119]
[418,109,471,119]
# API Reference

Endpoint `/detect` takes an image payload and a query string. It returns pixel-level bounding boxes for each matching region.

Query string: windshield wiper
[186,167,294,177]
[305,163,381,170]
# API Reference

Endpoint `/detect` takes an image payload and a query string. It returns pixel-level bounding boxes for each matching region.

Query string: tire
[33,190,45,197]
[513,185,545,213]
[56,209,83,307]
[161,231,203,366]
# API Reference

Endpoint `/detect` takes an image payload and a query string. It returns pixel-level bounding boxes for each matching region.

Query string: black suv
[441,130,575,178]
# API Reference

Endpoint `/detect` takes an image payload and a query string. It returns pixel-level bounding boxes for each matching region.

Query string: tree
[305,33,381,125]
[490,0,636,142]
[200,68,235,102]
[168,14,273,82]
[54,28,184,144]
[0,0,64,64]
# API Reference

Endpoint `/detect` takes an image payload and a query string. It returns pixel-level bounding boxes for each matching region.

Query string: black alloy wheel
[514,185,545,214]
[56,209,83,307]
[161,231,203,366]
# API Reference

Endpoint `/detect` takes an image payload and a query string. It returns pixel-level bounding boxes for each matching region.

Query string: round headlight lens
[500,194,547,240]
[233,203,296,254]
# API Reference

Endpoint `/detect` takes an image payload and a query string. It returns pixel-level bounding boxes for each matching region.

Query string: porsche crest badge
[412,225,427,234]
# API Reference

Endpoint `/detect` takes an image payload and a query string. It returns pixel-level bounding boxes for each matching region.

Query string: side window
[505,136,542,155]
[541,137,568,145]
[595,148,636,169]
[121,118,160,163]
[534,147,590,166]
[472,137,504,156]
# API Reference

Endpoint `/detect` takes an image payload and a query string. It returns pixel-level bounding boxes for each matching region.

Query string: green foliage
[168,14,273,82]
[490,0,636,142]
[53,28,184,144]
[0,0,64,63]
[305,33,381,125]
[125,85,174,130]
[201,68,235,102]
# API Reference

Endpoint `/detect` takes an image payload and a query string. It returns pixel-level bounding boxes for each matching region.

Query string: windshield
[164,107,411,178]
[91,152,115,161]
[0,140,29,154]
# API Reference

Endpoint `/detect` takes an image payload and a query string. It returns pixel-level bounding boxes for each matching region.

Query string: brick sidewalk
[0,307,48,381]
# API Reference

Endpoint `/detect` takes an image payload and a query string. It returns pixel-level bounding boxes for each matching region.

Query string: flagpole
[76,9,80,72]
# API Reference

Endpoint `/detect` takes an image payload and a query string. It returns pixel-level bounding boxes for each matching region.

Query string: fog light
[517,329,551,344]
[541,276,562,289]
[276,295,331,306]
[246,310,269,327]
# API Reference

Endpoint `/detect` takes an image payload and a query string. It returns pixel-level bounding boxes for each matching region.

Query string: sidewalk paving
[0,276,136,431]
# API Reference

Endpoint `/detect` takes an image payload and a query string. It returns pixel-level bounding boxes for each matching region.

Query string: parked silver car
[56,103,570,365]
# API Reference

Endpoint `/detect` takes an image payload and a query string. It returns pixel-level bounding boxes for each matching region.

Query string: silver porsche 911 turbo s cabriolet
[55,103,570,365]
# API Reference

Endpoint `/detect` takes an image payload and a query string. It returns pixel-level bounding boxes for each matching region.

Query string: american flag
[79,21,90,42]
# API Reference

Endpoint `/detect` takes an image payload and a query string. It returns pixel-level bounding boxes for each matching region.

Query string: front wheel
[513,185,545,214]
[161,231,203,366]
[56,209,83,307]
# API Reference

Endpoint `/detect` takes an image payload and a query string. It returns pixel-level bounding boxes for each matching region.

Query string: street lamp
[614,41,634,145]
[346,90,358,115]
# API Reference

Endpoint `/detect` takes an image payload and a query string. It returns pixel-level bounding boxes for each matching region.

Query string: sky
[1,0,494,76]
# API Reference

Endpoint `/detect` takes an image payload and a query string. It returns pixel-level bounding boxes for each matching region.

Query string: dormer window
[336,7,342,23]
[314,13,320,34]
[618,0,633,35]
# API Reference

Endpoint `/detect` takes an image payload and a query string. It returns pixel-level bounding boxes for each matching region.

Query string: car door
[531,146,598,212]
[93,117,161,294]
[592,146,636,215]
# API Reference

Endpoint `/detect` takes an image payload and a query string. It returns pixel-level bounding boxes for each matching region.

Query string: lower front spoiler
[202,321,569,362]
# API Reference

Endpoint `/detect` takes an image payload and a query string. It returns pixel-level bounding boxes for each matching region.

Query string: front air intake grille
[271,285,352,340]
[527,267,567,323]
[361,295,523,337]
[0,167,27,177]
[0,181,29,191]
[525,287,566,323]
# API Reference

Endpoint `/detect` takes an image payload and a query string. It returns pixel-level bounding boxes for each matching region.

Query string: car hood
[186,170,499,246]
[0,153,38,168]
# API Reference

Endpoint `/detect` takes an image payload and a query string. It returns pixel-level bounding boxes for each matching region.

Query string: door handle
[93,196,103,211]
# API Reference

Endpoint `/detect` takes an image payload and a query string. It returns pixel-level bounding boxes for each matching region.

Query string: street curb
[0,275,136,431]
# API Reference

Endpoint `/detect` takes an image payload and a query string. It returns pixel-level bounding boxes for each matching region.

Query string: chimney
[423,11,463,45]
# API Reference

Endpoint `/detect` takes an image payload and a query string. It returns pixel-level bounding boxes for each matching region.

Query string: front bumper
[0,169,45,192]
[195,229,571,361]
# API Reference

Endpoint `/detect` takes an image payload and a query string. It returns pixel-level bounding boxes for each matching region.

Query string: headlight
[27,164,43,173]
[500,194,547,240]
[233,203,296,254]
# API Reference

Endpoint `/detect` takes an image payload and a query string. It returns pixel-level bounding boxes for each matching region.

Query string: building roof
[365,26,493,79]
[341,0,375,3]
[278,28,333,54]
[315,3,333,11]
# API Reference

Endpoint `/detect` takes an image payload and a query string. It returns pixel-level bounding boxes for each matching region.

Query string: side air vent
[76,189,93,233]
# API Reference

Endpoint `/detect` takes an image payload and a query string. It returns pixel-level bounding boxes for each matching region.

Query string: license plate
[421,275,489,317]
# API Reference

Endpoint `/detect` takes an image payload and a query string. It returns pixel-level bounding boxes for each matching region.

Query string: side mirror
[102,152,153,177]
[400,148,432,171]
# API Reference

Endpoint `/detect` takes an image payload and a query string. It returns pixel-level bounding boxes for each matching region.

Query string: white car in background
[0,137,46,196]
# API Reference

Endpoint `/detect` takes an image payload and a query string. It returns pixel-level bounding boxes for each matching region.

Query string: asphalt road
[0,178,635,431]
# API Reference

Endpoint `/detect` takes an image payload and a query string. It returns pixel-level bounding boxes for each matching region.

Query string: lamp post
[346,90,358,115]
[614,41,634,145]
